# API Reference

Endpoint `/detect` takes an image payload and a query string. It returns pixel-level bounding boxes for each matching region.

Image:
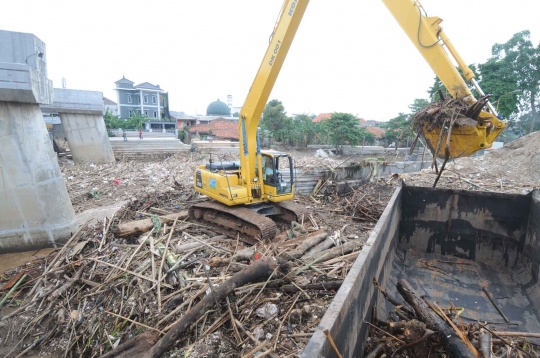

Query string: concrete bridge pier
[0,30,77,252]
[42,89,115,164]
[59,112,115,163]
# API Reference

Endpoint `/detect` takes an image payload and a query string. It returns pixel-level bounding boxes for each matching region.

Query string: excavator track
[273,201,310,224]
[189,201,278,241]
[189,201,309,241]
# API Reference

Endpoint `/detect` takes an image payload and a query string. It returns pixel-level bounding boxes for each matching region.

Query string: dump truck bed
[301,183,540,358]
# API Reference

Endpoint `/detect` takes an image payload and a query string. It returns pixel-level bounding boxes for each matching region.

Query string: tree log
[101,331,159,358]
[286,230,328,259]
[143,258,279,358]
[174,235,228,253]
[305,240,362,263]
[113,212,188,237]
[396,279,477,358]
[302,237,339,261]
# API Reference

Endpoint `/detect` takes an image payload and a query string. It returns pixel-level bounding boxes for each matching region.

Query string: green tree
[491,30,540,133]
[261,100,292,143]
[477,59,518,121]
[428,76,446,102]
[124,112,147,130]
[382,112,410,146]
[427,64,480,101]
[408,98,430,114]
[103,109,122,136]
[293,114,319,147]
[321,112,368,152]
[359,130,376,146]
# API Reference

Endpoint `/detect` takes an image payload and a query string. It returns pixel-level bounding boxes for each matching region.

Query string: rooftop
[313,113,332,123]
[365,127,385,139]
[103,97,116,105]
[189,118,238,140]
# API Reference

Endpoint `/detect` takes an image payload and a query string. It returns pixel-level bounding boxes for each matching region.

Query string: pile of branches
[409,95,491,188]
[312,180,395,225]
[411,97,481,135]
[365,278,540,358]
[0,195,366,357]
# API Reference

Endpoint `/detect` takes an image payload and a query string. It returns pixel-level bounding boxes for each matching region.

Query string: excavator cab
[260,152,294,195]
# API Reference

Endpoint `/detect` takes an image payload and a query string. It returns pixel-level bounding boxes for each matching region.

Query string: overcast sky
[2,0,539,121]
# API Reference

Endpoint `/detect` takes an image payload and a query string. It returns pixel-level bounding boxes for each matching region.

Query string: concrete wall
[60,113,115,163]
[41,88,103,114]
[41,88,115,163]
[50,123,66,139]
[285,161,432,194]
[0,30,53,104]
[0,102,77,252]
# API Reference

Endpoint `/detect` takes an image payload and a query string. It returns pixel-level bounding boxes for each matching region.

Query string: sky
[2,0,539,121]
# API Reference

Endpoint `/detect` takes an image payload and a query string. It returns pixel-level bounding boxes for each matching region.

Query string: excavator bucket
[414,98,507,159]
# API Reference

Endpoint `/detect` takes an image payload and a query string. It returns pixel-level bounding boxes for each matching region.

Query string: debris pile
[397,130,540,195]
[364,278,540,358]
[411,97,480,136]
[0,178,392,357]
[61,151,237,213]
[452,130,540,184]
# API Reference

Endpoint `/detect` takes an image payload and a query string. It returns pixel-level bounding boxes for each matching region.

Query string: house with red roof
[188,117,238,141]
[365,127,385,139]
[312,113,332,123]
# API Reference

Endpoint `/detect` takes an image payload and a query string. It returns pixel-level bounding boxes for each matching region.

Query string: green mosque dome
[206,98,231,116]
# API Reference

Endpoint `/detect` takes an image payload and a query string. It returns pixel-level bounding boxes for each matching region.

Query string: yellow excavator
[191,0,507,240]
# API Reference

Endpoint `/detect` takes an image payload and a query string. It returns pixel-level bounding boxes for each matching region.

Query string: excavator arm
[237,0,309,200]
[381,0,507,158]
[193,0,309,208]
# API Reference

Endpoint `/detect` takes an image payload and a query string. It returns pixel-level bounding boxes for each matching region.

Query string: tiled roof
[313,113,331,123]
[189,119,238,140]
[115,76,134,84]
[366,127,385,139]
[103,97,117,105]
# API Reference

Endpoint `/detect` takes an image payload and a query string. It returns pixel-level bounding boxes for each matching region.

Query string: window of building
[144,95,149,104]
[144,110,149,117]
[136,96,140,104]
[127,94,132,104]
[153,111,158,118]
[152,96,157,104]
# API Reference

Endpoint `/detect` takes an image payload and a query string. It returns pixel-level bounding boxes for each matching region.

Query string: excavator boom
[381,0,507,158]
[191,0,310,240]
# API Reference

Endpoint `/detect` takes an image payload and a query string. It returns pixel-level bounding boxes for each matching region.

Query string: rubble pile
[397,130,540,194]
[452,130,540,184]
[61,151,236,213]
